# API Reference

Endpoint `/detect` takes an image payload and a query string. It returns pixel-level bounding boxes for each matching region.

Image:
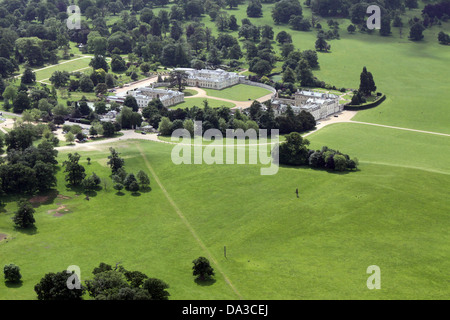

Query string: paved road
[53,109,449,151]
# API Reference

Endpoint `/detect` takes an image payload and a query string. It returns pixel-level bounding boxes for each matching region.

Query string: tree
[301,50,319,69]
[276,31,292,44]
[21,68,36,84]
[347,24,356,34]
[65,132,75,144]
[102,122,116,137]
[136,170,150,189]
[79,76,95,92]
[107,147,125,175]
[5,125,34,151]
[124,95,139,112]
[289,15,310,31]
[359,67,377,96]
[82,172,101,191]
[13,200,36,229]
[13,92,31,114]
[4,264,22,283]
[333,154,348,172]
[2,85,17,103]
[105,73,115,88]
[296,59,315,87]
[35,271,85,300]
[143,278,170,300]
[272,0,303,25]
[49,71,70,88]
[277,132,310,166]
[111,55,127,72]
[409,22,425,41]
[250,59,272,77]
[95,83,108,95]
[85,269,129,299]
[315,34,330,52]
[0,57,16,78]
[247,0,263,18]
[207,46,222,66]
[89,55,109,72]
[128,180,140,193]
[63,153,86,186]
[282,67,296,84]
[216,11,230,32]
[158,117,173,136]
[405,0,418,10]
[169,70,188,92]
[192,257,214,281]
[116,106,142,129]
[124,173,137,191]
[114,183,124,193]
[380,17,391,37]
[34,161,57,192]
[438,31,450,45]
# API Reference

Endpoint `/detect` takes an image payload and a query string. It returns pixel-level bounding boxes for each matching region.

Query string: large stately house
[175,68,244,90]
[106,86,185,109]
[271,90,343,120]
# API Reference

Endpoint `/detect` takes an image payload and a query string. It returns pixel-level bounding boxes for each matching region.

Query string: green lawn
[203,84,273,101]
[1,137,448,299]
[170,98,236,109]
[34,57,92,82]
[197,4,450,134]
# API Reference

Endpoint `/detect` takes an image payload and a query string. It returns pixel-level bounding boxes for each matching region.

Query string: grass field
[0,137,448,299]
[195,4,450,134]
[170,98,236,109]
[34,57,92,82]
[1,1,449,300]
[203,84,273,101]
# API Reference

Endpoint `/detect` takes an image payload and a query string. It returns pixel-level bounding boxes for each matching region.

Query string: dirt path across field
[137,144,244,299]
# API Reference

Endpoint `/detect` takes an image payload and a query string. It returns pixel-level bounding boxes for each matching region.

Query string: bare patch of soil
[28,190,58,207]
[57,194,71,200]
[0,233,7,241]
[47,205,72,217]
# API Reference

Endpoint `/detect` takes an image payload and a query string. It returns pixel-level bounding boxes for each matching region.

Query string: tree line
[4,256,216,300]
[276,132,358,172]
[138,97,316,137]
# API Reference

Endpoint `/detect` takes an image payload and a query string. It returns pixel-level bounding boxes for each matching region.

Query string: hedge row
[344,94,386,111]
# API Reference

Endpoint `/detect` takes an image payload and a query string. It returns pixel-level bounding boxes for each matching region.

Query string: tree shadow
[14,225,38,235]
[131,192,141,197]
[115,191,125,196]
[194,277,216,287]
[278,164,359,175]
[28,189,59,208]
[83,190,98,198]
[66,184,84,194]
[5,280,23,288]
[139,186,152,193]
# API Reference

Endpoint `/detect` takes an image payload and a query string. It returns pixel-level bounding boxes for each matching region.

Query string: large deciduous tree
[192,257,215,281]
[13,200,36,229]
[63,153,86,186]
[35,271,85,300]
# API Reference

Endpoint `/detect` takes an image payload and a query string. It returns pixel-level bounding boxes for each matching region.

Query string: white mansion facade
[271,90,343,120]
[106,86,184,109]
[175,68,244,90]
